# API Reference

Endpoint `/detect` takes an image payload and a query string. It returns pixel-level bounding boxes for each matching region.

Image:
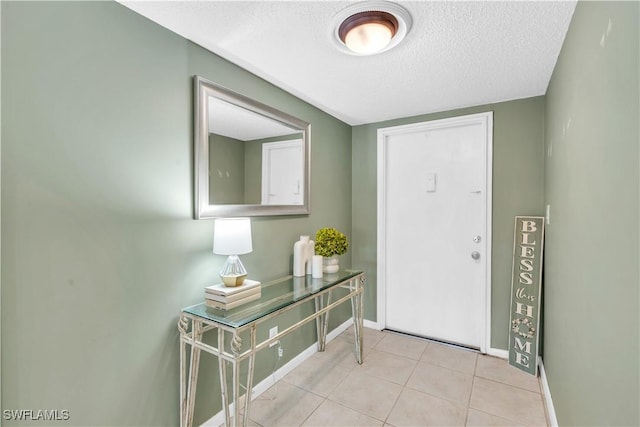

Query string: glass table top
[182,269,363,328]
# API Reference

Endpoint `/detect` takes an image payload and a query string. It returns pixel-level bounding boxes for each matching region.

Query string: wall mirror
[194,76,311,218]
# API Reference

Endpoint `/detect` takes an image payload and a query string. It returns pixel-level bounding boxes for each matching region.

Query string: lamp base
[220,255,248,287]
[221,274,248,287]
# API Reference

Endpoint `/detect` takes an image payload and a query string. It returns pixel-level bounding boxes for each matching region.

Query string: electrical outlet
[269,326,278,347]
[278,347,283,358]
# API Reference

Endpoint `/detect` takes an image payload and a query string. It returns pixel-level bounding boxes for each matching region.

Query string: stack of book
[204,279,261,310]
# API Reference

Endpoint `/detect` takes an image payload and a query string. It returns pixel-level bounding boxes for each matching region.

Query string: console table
[178,270,365,427]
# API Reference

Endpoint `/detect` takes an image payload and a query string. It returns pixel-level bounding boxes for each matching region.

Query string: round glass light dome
[340,11,397,55]
[332,2,412,56]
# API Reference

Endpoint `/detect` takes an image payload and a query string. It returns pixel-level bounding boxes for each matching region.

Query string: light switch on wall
[426,172,436,192]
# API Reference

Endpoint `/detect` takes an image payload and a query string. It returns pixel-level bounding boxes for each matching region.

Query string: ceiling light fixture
[332,1,412,56]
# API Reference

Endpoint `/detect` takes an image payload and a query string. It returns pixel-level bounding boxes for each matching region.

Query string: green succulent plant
[315,227,349,257]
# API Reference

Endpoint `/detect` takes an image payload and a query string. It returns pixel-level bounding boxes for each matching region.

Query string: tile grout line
[391,339,430,415]
[278,329,356,426]
[468,374,548,426]
[362,329,408,425]
[404,341,428,387]
[399,345,478,412]
[382,375,407,426]
[474,374,543,395]
[464,353,481,426]
[296,394,326,427]
[476,354,545,393]
[256,330,545,426]
[297,328,388,426]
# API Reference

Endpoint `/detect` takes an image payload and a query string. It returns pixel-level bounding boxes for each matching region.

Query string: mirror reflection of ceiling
[208,96,297,141]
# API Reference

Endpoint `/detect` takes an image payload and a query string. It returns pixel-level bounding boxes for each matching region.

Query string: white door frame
[376,112,493,353]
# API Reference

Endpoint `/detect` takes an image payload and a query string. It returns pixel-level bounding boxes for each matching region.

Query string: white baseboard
[332,322,559,425]
[481,351,557,425]
[538,357,558,427]
[475,351,557,426]
[200,323,536,426]
[363,319,383,330]
[201,318,355,426]
[481,352,558,426]
[365,322,509,359]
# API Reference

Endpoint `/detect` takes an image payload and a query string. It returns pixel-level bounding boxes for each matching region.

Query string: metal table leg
[242,327,257,427]
[218,328,257,427]
[217,328,231,426]
[179,272,366,426]
[314,290,332,352]
[231,332,242,427]
[181,319,203,427]
[178,316,189,427]
[350,276,365,364]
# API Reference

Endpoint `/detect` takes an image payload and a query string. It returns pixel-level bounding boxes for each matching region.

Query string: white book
[205,279,261,296]
[205,287,261,303]
[205,292,261,310]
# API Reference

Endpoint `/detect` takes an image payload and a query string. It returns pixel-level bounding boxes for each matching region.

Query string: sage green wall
[244,140,262,204]
[1,1,352,426]
[351,97,545,350]
[543,1,639,425]
[209,134,245,204]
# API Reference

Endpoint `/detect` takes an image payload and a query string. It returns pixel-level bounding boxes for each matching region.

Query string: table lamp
[213,217,253,287]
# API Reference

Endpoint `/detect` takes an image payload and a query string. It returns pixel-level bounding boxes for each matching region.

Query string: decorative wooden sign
[508,216,545,376]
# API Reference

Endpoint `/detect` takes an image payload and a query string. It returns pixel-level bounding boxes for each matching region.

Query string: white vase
[322,255,339,274]
[312,255,324,278]
[293,236,315,277]
[306,240,315,275]
[293,236,310,277]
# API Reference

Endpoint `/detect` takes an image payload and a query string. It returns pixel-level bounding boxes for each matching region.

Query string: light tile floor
[242,327,549,427]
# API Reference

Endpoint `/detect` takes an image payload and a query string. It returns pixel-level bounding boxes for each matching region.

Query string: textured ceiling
[119,1,577,125]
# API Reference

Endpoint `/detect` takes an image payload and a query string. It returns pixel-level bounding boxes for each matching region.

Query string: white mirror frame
[194,76,311,218]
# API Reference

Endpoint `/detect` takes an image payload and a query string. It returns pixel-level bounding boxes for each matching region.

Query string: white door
[261,140,303,205]
[378,113,492,350]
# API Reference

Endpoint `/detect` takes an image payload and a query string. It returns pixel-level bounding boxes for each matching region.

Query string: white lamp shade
[213,218,253,255]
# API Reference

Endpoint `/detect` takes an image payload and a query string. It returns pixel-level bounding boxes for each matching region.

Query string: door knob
[471,251,481,260]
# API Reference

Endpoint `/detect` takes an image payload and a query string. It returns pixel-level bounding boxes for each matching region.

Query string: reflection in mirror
[208,97,304,205]
[194,76,311,218]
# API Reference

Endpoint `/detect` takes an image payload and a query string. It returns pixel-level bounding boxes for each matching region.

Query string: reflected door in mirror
[262,140,304,205]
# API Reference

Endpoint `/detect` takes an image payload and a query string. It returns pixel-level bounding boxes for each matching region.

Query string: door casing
[376,112,493,353]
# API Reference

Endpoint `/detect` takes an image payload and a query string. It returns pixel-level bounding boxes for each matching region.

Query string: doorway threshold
[383,328,481,353]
